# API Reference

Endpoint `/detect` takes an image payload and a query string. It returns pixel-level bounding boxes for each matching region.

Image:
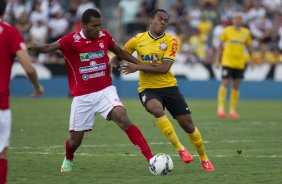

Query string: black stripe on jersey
[162,58,174,62]
[148,31,165,41]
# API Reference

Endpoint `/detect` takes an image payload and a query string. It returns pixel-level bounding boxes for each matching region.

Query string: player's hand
[215,61,221,68]
[27,42,38,51]
[120,62,138,74]
[31,84,44,97]
[248,60,255,70]
[109,57,120,68]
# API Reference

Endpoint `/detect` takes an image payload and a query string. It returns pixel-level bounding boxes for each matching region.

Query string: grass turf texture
[8,98,282,184]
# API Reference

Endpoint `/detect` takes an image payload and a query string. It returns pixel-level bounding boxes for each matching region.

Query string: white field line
[9,140,257,150]
[12,151,282,158]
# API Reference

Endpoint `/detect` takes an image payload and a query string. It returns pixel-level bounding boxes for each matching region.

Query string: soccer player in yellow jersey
[111,9,215,171]
[216,12,253,118]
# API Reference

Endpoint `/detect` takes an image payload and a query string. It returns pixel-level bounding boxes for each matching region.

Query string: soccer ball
[149,153,173,175]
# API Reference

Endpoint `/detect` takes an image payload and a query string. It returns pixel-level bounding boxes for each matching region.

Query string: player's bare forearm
[110,45,140,64]
[121,60,170,74]
[29,42,60,53]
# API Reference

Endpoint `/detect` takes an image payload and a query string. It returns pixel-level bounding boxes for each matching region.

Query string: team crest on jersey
[241,33,246,39]
[99,42,104,49]
[0,26,3,34]
[73,34,81,42]
[159,41,167,51]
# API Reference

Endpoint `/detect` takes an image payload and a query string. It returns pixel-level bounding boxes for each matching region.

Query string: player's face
[232,14,243,27]
[83,17,102,39]
[150,12,169,35]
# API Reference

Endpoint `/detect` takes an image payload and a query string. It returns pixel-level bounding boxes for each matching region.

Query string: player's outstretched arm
[121,59,172,74]
[16,50,44,97]
[28,42,61,53]
[109,44,141,65]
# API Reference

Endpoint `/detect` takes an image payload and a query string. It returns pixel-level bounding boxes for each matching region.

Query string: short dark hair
[82,8,101,24]
[149,9,169,19]
[0,0,7,17]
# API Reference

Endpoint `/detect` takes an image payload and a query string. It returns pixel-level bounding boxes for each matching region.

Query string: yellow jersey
[124,32,178,92]
[220,26,252,69]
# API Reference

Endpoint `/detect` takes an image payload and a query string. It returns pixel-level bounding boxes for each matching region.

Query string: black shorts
[138,86,191,118]
[222,66,244,79]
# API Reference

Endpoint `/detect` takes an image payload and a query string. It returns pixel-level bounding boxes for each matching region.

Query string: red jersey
[58,29,115,96]
[0,22,25,109]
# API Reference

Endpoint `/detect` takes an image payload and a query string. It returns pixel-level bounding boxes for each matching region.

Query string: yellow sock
[188,127,208,161]
[230,89,240,113]
[156,115,184,151]
[217,85,227,111]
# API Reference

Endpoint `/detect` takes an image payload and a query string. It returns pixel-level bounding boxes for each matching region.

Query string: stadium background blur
[5,0,282,98]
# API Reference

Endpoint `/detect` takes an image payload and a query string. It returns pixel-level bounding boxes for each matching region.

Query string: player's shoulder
[0,22,21,34]
[224,26,233,32]
[133,32,148,40]
[241,26,250,33]
[163,33,177,41]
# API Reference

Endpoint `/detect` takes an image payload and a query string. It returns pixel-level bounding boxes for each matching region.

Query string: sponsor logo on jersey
[141,54,160,62]
[79,63,106,74]
[98,31,105,37]
[80,51,105,61]
[73,33,81,42]
[82,71,105,80]
[169,38,178,57]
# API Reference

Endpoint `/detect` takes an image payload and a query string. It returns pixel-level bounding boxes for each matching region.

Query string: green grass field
[8,98,282,184]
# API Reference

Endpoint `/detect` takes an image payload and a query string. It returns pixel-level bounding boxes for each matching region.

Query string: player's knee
[149,108,165,118]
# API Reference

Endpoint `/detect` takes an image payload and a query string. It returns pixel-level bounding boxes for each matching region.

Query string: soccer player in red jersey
[0,1,44,183]
[29,8,154,172]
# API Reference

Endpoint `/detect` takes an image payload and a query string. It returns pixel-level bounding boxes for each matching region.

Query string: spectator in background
[134,2,148,33]
[116,0,141,37]
[184,2,202,29]
[30,19,48,45]
[143,0,156,15]
[48,11,69,43]
[29,1,48,25]
[76,0,96,19]
[247,1,266,20]
[41,0,63,19]
[15,11,31,40]
[249,15,272,44]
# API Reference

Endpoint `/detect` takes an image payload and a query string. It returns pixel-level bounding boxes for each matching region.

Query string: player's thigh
[69,94,96,131]
[96,86,124,120]
[161,87,191,118]
[139,89,164,116]
[0,109,11,154]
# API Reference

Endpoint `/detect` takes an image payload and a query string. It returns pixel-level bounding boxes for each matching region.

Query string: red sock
[125,125,153,161]
[0,159,8,184]
[65,139,75,160]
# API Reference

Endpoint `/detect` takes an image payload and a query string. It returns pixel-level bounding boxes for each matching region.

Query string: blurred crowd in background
[3,0,282,76]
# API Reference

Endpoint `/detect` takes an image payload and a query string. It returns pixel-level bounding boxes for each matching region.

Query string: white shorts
[0,109,11,153]
[69,86,124,131]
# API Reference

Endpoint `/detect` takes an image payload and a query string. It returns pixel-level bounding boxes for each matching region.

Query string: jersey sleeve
[123,35,138,54]
[57,34,70,50]
[162,36,178,61]
[220,28,228,43]
[11,28,25,54]
[104,31,115,49]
